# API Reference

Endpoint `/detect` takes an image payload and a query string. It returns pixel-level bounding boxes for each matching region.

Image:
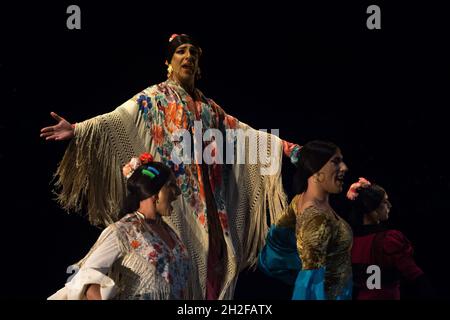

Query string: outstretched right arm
[40,112,75,141]
[43,91,148,226]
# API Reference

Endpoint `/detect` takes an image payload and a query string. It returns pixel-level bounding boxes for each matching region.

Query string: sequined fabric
[296,206,353,299]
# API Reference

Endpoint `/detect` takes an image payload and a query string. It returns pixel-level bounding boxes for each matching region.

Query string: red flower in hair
[169,34,179,42]
[139,152,153,164]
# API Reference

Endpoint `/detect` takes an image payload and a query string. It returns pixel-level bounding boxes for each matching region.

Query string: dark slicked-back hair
[166,34,201,63]
[349,183,386,227]
[119,162,172,218]
[294,140,339,194]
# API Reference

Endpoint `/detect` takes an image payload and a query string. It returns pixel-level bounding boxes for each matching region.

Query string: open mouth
[336,174,345,185]
[181,64,194,72]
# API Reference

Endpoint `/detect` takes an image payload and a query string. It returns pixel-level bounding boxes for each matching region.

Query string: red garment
[351,225,424,300]
[206,248,224,300]
[202,163,226,300]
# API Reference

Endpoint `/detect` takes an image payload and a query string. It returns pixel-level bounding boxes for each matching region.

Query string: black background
[1,1,449,299]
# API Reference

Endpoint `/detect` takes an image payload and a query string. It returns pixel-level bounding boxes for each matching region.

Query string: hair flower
[139,152,154,164]
[123,152,154,179]
[346,177,371,200]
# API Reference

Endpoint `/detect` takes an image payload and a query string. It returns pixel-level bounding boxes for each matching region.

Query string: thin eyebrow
[177,45,197,51]
[177,45,199,54]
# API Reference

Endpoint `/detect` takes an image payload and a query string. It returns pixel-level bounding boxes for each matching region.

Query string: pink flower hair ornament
[169,33,187,42]
[346,177,372,200]
[122,152,154,179]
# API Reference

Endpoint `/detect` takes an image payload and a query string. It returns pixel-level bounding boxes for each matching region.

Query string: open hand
[40,112,75,141]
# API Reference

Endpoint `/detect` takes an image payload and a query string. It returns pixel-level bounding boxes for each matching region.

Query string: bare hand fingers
[40,131,54,138]
[45,134,58,141]
[40,126,56,133]
[50,112,64,122]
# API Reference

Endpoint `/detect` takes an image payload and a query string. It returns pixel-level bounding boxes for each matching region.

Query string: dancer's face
[376,193,392,221]
[169,44,200,86]
[156,173,181,216]
[315,149,348,194]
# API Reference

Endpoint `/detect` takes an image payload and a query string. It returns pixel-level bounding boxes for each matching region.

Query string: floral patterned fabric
[135,80,241,234]
[48,212,190,300]
[135,80,298,234]
[131,80,300,298]
[56,78,299,299]
[115,213,190,299]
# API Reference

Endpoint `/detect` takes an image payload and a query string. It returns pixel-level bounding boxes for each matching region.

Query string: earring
[167,64,173,78]
[313,172,324,183]
[314,173,320,183]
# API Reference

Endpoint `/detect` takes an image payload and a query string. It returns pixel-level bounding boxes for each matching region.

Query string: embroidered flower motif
[168,161,186,178]
[148,250,157,259]
[131,240,141,249]
[164,102,187,133]
[198,212,206,226]
[137,95,151,112]
[151,125,165,145]
[136,94,153,126]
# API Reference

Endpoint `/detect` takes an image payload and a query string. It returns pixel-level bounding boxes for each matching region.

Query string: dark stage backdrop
[1,1,449,299]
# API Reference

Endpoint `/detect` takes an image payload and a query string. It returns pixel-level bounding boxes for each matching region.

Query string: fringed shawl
[53,80,287,299]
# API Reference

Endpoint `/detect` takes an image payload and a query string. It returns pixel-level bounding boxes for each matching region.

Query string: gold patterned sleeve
[276,194,301,228]
[296,207,333,270]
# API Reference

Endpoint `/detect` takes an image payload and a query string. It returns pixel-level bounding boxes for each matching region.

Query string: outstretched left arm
[209,99,302,165]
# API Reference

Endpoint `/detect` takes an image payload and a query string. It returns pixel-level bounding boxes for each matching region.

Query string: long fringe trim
[53,116,126,227]
[112,253,173,300]
[241,131,287,270]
